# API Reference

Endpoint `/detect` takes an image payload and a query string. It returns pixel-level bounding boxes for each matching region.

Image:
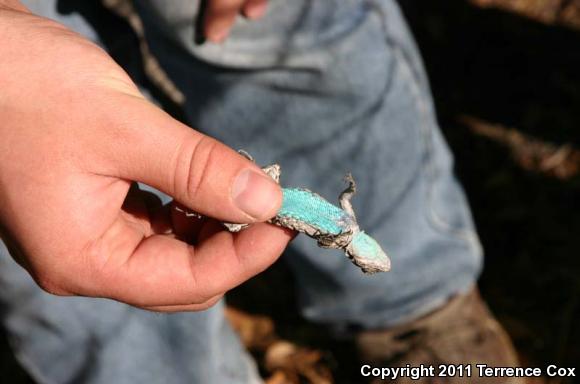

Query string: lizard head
[347,231,391,274]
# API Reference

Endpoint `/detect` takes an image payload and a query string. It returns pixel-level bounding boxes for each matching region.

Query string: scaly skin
[223,158,391,274]
[273,183,390,274]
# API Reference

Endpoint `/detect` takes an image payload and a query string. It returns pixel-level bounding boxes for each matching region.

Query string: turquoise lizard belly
[277,188,352,235]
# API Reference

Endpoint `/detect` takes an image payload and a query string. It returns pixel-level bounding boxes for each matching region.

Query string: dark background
[400,0,580,372]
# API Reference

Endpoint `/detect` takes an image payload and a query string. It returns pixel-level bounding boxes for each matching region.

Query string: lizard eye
[350,232,391,272]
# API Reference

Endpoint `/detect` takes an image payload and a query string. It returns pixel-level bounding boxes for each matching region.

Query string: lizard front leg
[339,173,357,221]
[237,149,281,183]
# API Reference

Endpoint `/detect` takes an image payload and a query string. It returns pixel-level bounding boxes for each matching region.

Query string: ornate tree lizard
[177,152,391,274]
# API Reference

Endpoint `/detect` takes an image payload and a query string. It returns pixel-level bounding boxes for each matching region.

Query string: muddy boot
[356,287,523,383]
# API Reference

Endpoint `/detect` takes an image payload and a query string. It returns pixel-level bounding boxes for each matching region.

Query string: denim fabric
[1,0,482,382]
[134,0,483,327]
[0,240,261,384]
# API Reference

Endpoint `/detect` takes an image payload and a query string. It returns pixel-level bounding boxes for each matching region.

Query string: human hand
[202,0,268,43]
[0,2,291,311]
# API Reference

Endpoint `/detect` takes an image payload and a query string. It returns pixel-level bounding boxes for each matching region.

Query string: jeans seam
[369,0,482,256]
[398,46,483,255]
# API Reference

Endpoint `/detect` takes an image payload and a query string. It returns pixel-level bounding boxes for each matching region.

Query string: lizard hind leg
[262,164,281,184]
[339,173,357,219]
[237,149,281,183]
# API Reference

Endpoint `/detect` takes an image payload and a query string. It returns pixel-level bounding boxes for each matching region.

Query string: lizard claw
[343,172,356,194]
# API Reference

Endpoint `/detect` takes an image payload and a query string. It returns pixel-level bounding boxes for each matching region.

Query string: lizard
[177,152,391,274]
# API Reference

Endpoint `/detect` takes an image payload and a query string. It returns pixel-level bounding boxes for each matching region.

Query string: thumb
[103,96,282,223]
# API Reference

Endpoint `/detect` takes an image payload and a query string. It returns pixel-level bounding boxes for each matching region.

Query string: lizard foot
[339,173,357,219]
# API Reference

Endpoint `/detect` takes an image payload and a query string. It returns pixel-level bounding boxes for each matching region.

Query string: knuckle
[185,245,221,303]
[176,136,219,204]
[185,246,207,300]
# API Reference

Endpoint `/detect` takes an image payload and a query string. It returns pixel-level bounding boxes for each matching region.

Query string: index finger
[80,219,293,307]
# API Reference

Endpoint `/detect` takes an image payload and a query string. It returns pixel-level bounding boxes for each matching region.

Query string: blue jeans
[0,0,482,382]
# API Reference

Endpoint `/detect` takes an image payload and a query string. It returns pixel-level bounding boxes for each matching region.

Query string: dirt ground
[1,1,579,383]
